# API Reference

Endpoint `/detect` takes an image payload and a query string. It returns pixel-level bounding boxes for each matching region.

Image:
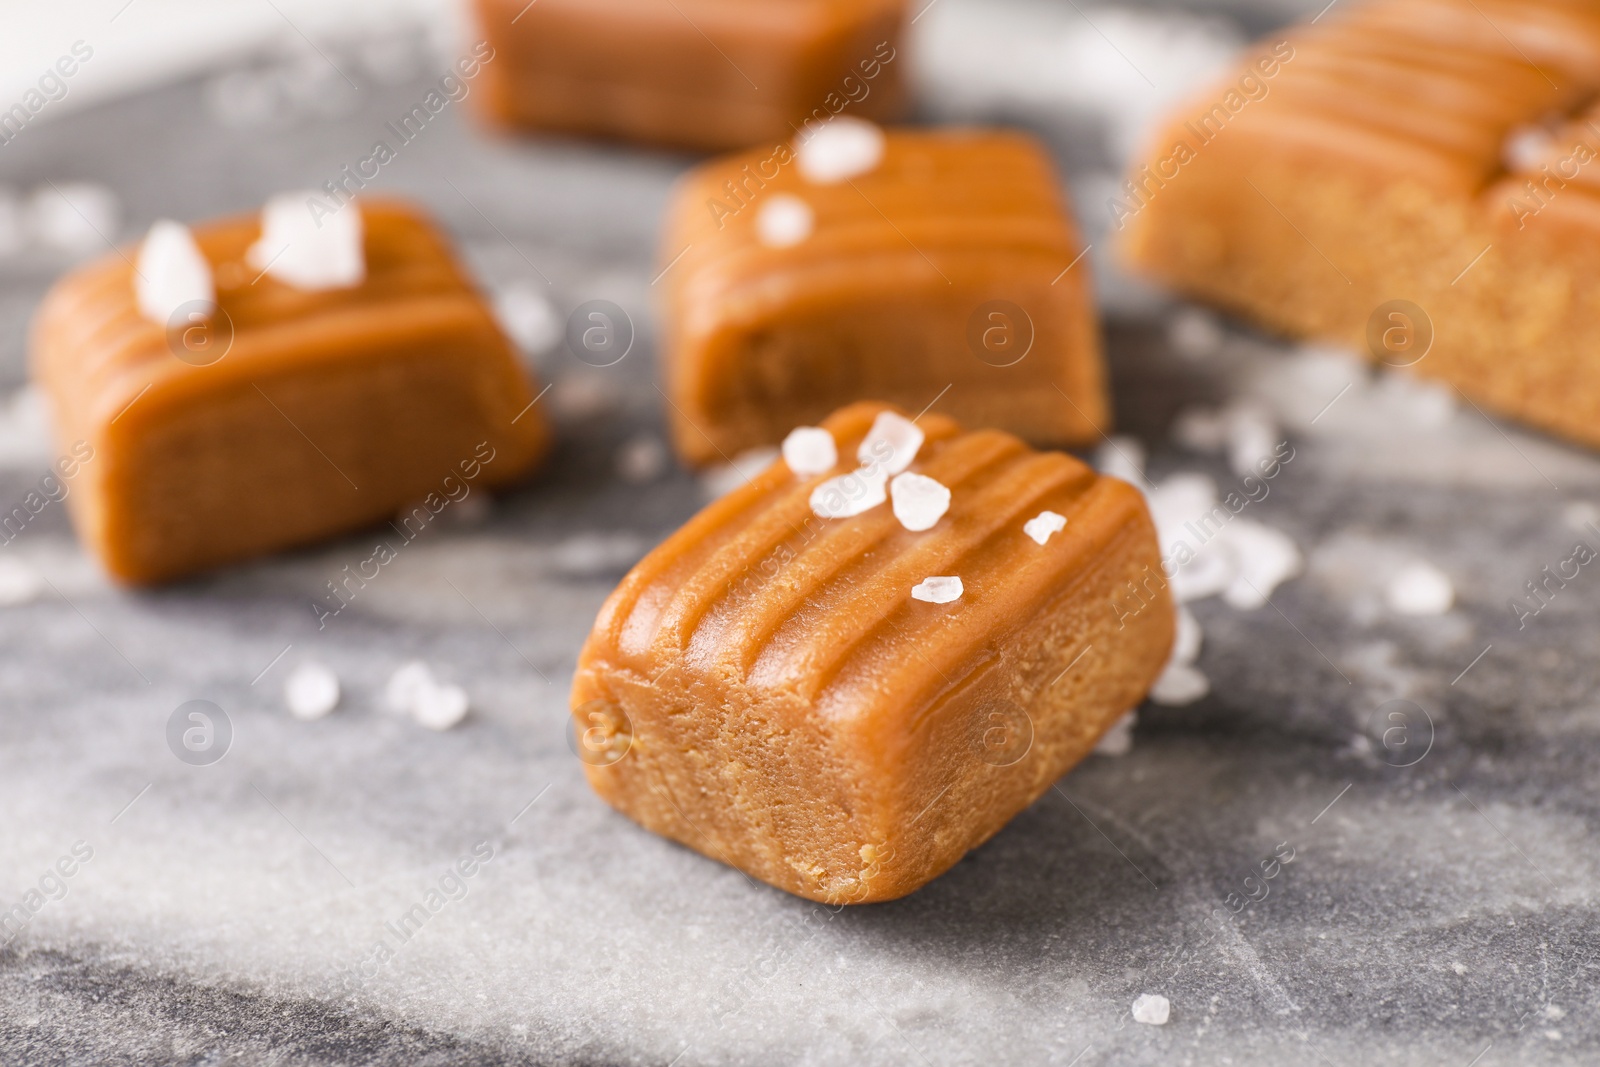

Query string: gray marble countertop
[1,2,1597,1064]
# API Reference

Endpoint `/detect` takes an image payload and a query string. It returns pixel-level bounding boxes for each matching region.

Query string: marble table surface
[1,2,1597,1064]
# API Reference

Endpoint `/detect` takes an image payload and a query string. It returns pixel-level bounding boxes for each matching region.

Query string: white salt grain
[412,682,469,731]
[811,466,888,519]
[615,434,668,484]
[911,576,963,604]
[1149,662,1209,706]
[284,662,339,721]
[1225,403,1279,477]
[0,557,42,606]
[756,194,815,248]
[1168,307,1223,358]
[30,182,120,253]
[1095,436,1146,487]
[1386,560,1454,616]
[1170,406,1228,454]
[493,283,562,355]
[890,472,950,532]
[1503,124,1555,172]
[797,117,886,184]
[248,191,365,290]
[1023,510,1067,546]
[1132,993,1170,1025]
[1219,521,1302,610]
[858,411,923,474]
[1172,605,1202,665]
[135,221,215,328]
[1094,711,1136,757]
[782,426,837,476]
[385,661,435,715]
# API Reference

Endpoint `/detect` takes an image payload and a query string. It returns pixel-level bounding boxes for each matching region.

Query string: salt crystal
[135,221,215,328]
[1170,406,1227,454]
[1131,993,1170,1025]
[616,434,668,484]
[1220,521,1302,610]
[858,411,923,475]
[30,183,121,254]
[551,374,621,421]
[0,557,43,607]
[702,447,780,500]
[1094,711,1136,756]
[493,283,562,355]
[1386,560,1453,616]
[1023,510,1067,546]
[1172,605,1201,665]
[782,426,837,475]
[1168,544,1235,604]
[385,661,435,715]
[890,472,951,532]
[1095,436,1146,487]
[811,466,888,519]
[412,682,469,731]
[911,576,963,604]
[796,117,886,184]
[1149,662,1208,706]
[284,662,339,721]
[1168,307,1223,358]
[756,194,815,248]
[248,191,365,290]
[1225,403,1279,477]
[1503,124,1555,172]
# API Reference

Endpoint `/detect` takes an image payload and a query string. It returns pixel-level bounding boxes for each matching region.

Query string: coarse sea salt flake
[136,220,215,327]
[284,662,339,720]
[797,117,886,184]
[756,194,815,248]
[1023,510,1067,545]
[858,411,923,474]
[248,191,365,290]
[1132,993,1171,1025]
[890,472,950,532]
[413,682,469,731]
[911,576,963,604]
[811,466,888,519]
[1387,560,1454,616]
[782,426,837,475]
[1149,662,1208,706]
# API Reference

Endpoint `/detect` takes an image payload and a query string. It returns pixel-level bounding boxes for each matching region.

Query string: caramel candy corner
[1118,0,1600,449]
[30,197,550,585]
[469,0,910,151]
[660,128,1109,468]
[571,401,1173,904]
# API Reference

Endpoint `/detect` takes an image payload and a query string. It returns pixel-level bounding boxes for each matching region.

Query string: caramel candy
[1119,0,1600,448]
[470,0,909,151]
[659,128,1109,467]
[571,402,1173,903]
[30,198,549,584]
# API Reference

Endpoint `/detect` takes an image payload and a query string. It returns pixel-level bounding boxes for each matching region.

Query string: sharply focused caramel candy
[571,402,1173,903]
[30,198,549,584]
[659,129,1109,467]
[470,0,909,150]
[1120,0,1600,449]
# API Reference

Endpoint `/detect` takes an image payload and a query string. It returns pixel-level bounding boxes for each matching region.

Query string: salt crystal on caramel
[571,402,1173,903]
[30,197,549,584]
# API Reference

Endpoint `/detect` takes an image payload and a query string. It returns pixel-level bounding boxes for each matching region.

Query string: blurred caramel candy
[1120,0,1600,448]
[470,0,908,151]
[660,128,1109,467]
[571,402,1173,903]
[30,198,549,584]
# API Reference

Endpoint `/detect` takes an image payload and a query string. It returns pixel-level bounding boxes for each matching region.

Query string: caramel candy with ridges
[1120,0,1600,450]
[571,402,1173,903]
[660,129,1109,467]
[30,198,549,584]
[470,0,909,151]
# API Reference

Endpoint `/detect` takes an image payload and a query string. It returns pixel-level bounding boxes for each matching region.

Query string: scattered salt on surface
[756,194,815,248]
[1096,435,1147,487]
[890,472,951,532]
[385,661,435,715]
[701,447,780,500]
[1149,662,1209,707]
[858,411,923,474]
[1386,560,1454,616]
[1172,605,1201,665]
[1023,510,1067,546]
[248,191,364,290]
[911,576,963,604]
[1225,403,1279,477]
[1503,123,1556,172]
[782,426,837,476]
[796,117,885,184]
[412,682,470,732]
[1168,307,1224,358]
[493,283,562,356]
[284,662,339,721]
[1094,711,1136,757]
[1221,521,1303,610]
[1171,405,1228,454]
[0,557,43,607]
[30,183,121,254]
[811,466,888,519]
[550,374,622,421]
[616,435,668,485]
[0,189,24,256]
[135,221,214,327]
[1132,993,1171,1025]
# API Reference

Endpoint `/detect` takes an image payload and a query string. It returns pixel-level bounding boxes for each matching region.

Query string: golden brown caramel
[30,198,549,584]
[1120,0,1600,449]
[660,129,1109,467]
[571,402,1173,903]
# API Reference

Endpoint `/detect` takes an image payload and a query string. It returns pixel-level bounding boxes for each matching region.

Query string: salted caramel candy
[660,128,1109,467]
[30,197,549,584]
[1120,0,1600,449]
[470,0,908,151]
[571,402,1173,903]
